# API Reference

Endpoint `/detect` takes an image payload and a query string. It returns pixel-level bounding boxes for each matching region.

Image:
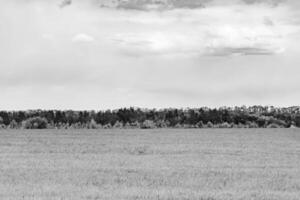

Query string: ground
[0,129,299,200]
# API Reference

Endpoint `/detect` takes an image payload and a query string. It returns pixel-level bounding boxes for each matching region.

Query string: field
[0,129,299,200]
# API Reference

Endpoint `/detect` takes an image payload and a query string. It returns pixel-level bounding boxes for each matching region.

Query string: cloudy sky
[0,0,300,110]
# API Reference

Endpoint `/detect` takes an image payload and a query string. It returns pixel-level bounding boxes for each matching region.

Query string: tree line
[0,106,300,129]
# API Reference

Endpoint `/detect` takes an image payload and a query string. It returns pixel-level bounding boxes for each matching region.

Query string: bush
[246,121,259,128]
[156,120,168,128]
[237,123,246,128]
[218,122,231,128]
[294,116,300,127]
[196,121,204,128]
[103,124,112,129]
[206,121,214,128]
[9,120,18,129]
[130,121,140,129]
[174,123,182,128]
[124,122,131,129]
[267,123,281,128]
[141,120,156,129]
[183,124,194,129]
[88,119,98,129]
[290,124,297,128]
[22,117,48,129]
[113,121,123,129]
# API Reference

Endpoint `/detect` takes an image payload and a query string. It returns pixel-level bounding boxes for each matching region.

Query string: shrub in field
[130,121,141,129]
[113,121,123,129]
[22,117,48,129]
[9,120,18,129]
[237,123,246,128]
[141,120,156,129]
[218,122,231,128]
[267,123,282,128]
[55,122,69,129]
[246,121,259,128]
[174,123,182,128]
[290,124,297,128]
[183,124,194,129]
[295,116,300,127]
[103,123,112,129]
[196,121,204,128]
[47,122,55,129]
[124,122,131,129]
[69,122,82,129]
[206,121,214,128]
[257,117,268,127]
[268,117,289,127]
[156,120,168,128]
[88,119,98,129]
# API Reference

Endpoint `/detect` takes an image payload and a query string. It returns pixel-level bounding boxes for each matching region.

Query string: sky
[0,0,300,110]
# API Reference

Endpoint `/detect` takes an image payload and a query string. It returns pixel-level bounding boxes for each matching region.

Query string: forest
[0,106,300,129]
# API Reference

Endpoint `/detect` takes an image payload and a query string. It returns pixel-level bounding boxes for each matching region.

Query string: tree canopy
[0,106,299,129]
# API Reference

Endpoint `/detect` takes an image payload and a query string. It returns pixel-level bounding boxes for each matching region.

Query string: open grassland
[0,129,299,200]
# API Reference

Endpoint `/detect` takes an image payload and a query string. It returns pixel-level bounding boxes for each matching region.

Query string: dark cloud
[96,0,289,10]
[59,0,72,8]
[97,0,210,10]
[53,0,293,10]
[206,46,280,56]
[241,0,286,6]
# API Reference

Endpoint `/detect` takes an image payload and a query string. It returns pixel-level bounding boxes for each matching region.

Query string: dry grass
[0,129,299,200]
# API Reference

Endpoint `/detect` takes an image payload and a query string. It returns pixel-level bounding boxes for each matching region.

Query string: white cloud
[42,33,55,41]
[72,33,95,43]
[1,0,300,109]
[111,5,289,57]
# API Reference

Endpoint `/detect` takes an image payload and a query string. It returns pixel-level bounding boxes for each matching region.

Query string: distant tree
[9,120,18,129]
[246,121,259,128]
[183,124,194,129]
[141,120,156,129]
[218,122,231,128]
[103,123,112,129]
[0,117,5,129]
[267,123,281,128]
[237,123,246,128]
[131,121,140,129]
[124,122,131,129]
[257,116,268,128]
[206,121,214,128]
[22,117,48,129]
[156,120,168,128]
[196,121,204,128]
[0,106,300,129]
[174,123,182,128]
[0,112,9,125]
[88,119,98,129]
[113,121,123,129]
[294,115,300,128]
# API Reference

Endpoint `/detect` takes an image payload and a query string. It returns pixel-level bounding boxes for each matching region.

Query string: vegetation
[0,129,299,199]
[0,106,299,129]
[21,117,48,129]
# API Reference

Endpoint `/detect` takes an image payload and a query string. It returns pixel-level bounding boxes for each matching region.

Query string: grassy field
[0,129,299,200]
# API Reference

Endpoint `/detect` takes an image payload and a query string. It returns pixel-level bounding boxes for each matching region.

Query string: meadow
[0,129,299,200]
